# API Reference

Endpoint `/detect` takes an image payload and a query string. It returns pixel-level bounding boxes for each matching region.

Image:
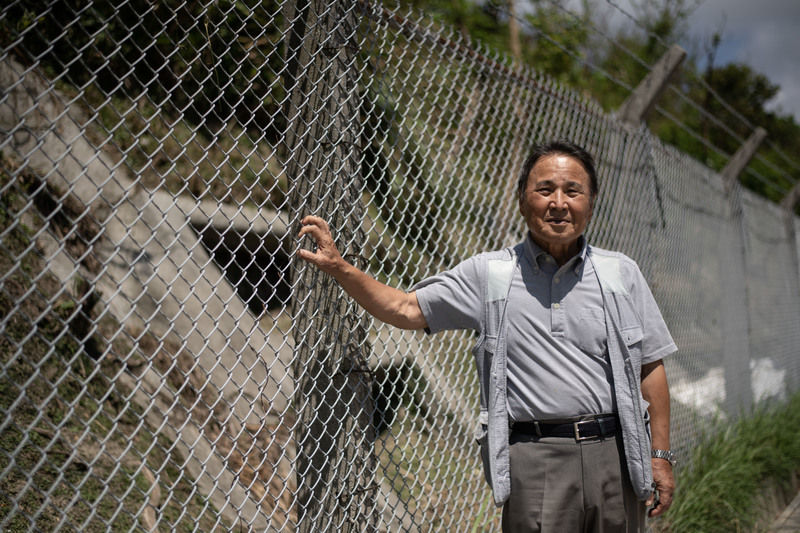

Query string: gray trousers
[502,431,646,533]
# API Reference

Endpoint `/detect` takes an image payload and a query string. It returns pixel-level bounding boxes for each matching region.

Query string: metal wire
[1,1,799,531]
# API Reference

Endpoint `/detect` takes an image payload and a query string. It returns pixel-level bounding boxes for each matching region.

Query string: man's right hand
[297,215,347,276]
[295,215,427,330]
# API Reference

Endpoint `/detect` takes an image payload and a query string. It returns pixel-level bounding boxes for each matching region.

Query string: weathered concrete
[770,492,800,533]
[1,56,282,529]
[2,56,471,531]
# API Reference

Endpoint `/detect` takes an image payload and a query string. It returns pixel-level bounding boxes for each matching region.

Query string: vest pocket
[483,334,497,354]
[473,335,496,410]
[621,325,644,346]
[475,422,493,488]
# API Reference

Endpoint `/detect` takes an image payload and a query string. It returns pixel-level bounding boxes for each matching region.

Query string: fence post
[719,128,766,415]
[780,181,800,392]
[616,44,686,128]
[283,1,378,531]
[608,46,684,270]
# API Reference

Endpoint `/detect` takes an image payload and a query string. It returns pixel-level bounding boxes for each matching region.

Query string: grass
[660,393,800,532]
[72,84,288,210]
[377,410,502,531]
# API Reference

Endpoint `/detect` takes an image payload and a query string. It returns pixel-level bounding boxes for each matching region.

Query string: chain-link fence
[1,0,799,531]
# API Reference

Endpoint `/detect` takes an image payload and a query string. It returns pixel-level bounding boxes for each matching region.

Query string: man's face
[518,154,594,259]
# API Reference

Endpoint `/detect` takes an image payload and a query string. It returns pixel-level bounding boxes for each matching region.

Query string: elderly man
[297,139,676,532]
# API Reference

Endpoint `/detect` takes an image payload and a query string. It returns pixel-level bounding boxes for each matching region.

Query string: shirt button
[554,303,561,309]
[545,257,552,262]
[554,277,560,284]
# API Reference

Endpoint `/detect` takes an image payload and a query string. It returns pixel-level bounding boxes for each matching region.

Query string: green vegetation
[388,0,799,208]
[378,412,500,531]
[2,0,289,209]
[2,0,286,142]
[659,393,800,532]
[82,84,287,208]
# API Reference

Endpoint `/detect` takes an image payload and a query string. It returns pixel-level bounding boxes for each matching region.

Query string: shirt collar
[524,232,588,272]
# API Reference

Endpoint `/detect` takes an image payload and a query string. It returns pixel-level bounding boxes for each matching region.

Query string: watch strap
[651,449,676,466]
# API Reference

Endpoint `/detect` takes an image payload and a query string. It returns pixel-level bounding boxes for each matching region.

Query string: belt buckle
[573,420,594,441]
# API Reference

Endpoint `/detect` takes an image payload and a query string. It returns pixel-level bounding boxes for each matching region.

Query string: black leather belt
[511,416,617,441]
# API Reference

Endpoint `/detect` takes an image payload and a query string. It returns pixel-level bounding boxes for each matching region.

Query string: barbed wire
[599,0,800,189]
[585,1,775,175]
[484,0,635,93]
[540,0,657,73]
[601,0,759,131]
[589,0,756,147]
[486,0,744,172]
[765,138,800,174]
[490,0,799,195]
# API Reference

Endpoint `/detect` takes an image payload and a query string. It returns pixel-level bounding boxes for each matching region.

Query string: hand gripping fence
[1,0,800,531]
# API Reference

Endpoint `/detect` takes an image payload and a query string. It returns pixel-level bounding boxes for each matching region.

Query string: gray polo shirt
[414,234,675,421]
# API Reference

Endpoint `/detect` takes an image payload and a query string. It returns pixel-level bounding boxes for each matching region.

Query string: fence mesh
[1,0,799,531]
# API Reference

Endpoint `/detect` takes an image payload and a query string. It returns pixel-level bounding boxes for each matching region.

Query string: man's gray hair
[517,139,599,201]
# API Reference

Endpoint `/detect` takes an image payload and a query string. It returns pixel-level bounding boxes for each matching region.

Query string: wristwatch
[651,449,676,467]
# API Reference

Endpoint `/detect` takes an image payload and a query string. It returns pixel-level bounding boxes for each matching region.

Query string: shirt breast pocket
[577,307,608,355]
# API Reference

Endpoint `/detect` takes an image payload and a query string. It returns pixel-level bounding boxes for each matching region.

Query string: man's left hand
[646,458,675,517]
